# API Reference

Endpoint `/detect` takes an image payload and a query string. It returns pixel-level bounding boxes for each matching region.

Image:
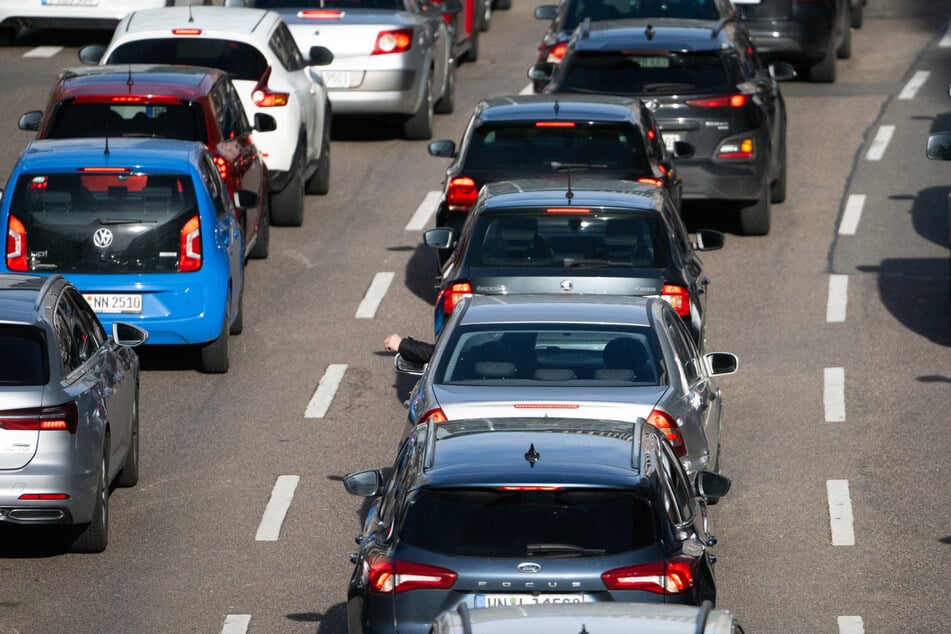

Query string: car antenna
[645,24,655,41]
[126,64,134,93]
[551,161,588,203]
[188,1,195,22]
[524,443,540,467]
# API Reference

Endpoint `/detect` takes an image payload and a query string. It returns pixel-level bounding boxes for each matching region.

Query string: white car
[79,6,334,227]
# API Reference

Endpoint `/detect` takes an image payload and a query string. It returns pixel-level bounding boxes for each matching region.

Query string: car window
[664,309,701,383]
[222,79,252,137]
[0,324,48,385]
[66,288,106,350]
[557,50,735,96]
[53,290,97,373]
[269,22,306,72]
[564,0,720,31]
[400,488,658,557]
[108,39,269,82]
[46,100,202,141]
[657,438,694,524]
[200,153,231,219]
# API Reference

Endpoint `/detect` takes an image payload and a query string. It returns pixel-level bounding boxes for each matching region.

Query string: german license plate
[83,293,142,314]
[43,0,98,5]
[474,594,585,608]
[321,71,351,89]
[663,133,681,152]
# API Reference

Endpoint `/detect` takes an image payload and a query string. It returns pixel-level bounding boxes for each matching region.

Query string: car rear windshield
[466,211,670,268]
[0,325,48,386]
[434,324,664,386]
[564,0,720,31]
[107,39,268,82]
[400,488,658,557]
[557,50,734,95]
[46,100,204,141]
[464,123,651,174]
[8,171,200,274]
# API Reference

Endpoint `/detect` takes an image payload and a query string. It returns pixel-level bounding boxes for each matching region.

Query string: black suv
[532,19,794,235]
[343,418,731,634]
[428,94,688,247]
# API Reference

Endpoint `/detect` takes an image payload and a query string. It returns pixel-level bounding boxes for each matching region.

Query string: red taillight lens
[19,493,70,500]
[661,284,690,317]
[446,177,479,210]
[372,29,413,55]
[6,215,28,272]
[601,557,695,593]
[647,408,686,457]
[535,121,575,128]
[436,282,472,317]
[420,408,447,424]
[0,402,79,434]
[298,9,344,19]
[213,156,228,183]
[636,177,664,187]
[179,215,202,272]
[548,42,568,62]
[716,138,755,159]
[545,207,590,214]
[366,556,457,594]
[251,66,289,108]
[685,94,748,108]
[499,486,562,491]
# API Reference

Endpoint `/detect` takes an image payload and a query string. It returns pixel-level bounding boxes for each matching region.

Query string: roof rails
[693,599,714,634]
[34,274,64,311]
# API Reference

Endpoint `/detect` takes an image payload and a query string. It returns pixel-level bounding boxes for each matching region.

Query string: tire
[479,1,491,32]
[115,398,139,488]
[808,46,836,83]
[434,62,455,115]
[229,286,243,336]
[199,307,230,374]
[738,177,771,236]
[770,139,787,204]
[70,437,109,553]
[248,196,270,259]
[850,2,862,28]
[707,444,721,505]
[269,146,305,227]
[464,29,480,64]
[836,24,851,59]
[306,111,331,195]
[403,74,434,140]
[495,0,511,10]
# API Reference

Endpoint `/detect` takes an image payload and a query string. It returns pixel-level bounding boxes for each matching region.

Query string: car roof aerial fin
[524,443,540,467]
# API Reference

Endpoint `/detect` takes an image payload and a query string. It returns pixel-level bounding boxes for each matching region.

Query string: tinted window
[269,22,306,72]
[54,291,98,373]
[664,309,701,383]
[557,50,734,95]
[9,171,198,273]
[46,101,203,141]
[564,0,720,31]
[400,488,658,557]
[0,325,48,385]
[108,39,269,82]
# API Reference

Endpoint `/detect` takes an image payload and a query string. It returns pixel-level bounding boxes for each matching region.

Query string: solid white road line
[519,83,535,95]
[355,271,394,319]
[406,191,441,232]
[898,71,930,100]
[838,616,865,634]
[824,367,846,422]
[839,194,865,236]
[255,475,300,542]
[865,125,895,161]
[826,275,849,323]
[827,480,856,546]
[23,46,62,58]
[941,23,951,47]
[304,364,348,418]
[221,615,251,634]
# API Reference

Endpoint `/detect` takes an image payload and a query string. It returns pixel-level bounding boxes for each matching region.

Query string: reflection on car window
[0,325,48,385]
[108,39,269,82]
[47,102,202,141]
[559,51,733,96]
[564,0,720,31]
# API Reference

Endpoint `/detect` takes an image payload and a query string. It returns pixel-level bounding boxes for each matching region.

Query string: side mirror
[428,139,455,158]
[768,62,797,82]
[440,0,463,15]
[343,469,385,497]
[233,189,259,210]
[695,470,731,500]
[423,227,455,250]
[253,113,277,132]
[112,322,149,347]
[705,352,738,376]
[672,140,695,159]
[308,45,334,67]
[18,111,42,132]
[926,131,951,160]
[395,353,426,376]
[78,44,106,65]
[527,62,555,84]
[534,4,558,20]
[694,228,725,251]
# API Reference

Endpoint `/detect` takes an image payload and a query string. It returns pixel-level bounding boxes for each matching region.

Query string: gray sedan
[400,294,738,480]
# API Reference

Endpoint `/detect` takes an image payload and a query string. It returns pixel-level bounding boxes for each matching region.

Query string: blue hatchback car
[1,137,247,373]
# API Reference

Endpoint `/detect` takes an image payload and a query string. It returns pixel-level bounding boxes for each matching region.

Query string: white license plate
[321,71,351,89]
[474,594,585,608]
[663,133,681,152]
[83,293,142,314]
[42,0,98,5]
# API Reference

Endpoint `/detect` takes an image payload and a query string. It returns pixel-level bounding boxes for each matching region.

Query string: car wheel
[850,2,862,28]
[229,285,243,336]
[465,29,480,63]
[115,398,139,488]
[248,196,270,259]
[269,146,305,227]
[199,307,230,374]
[836,24,852,59]
[738,176,771,236]
[495,0,512,10]
[808,46,836,83]
[70,436,109,553]
[434,61,456,115]
[403,74,434,140]
[770,140,787,204]
[306,111,331,195]
[479,1,491,32]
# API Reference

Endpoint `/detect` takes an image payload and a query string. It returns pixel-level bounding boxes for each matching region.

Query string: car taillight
[420,408,447,424]
[213,156,228,183]
[716,138,755,159]
[373,29,413,55]
[172,28,202,36]
[298,9,344,19]
[179,215,202,272]
[366,556,457,594]
[636,177,664,187]
[251,66,289,108]
[446,177,479,211]
[601,557,695,594]
[661,284,690,317]
[647,408,686,457]
[535,121,575,128]
[545,207,590,214]
[19,493,70,500]
[685,94,748,108]
[0,402,79,434]
[548,41,568,62]
[6,215,28,271]
[434,281,472,336]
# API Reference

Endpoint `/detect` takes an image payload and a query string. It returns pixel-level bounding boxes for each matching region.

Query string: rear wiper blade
[526,543,606,556]
[99,218,156,225]
[640,82,693,93]
[563,258,632,269]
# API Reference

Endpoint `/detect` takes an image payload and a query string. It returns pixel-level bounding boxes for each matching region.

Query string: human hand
[384,333,403,353]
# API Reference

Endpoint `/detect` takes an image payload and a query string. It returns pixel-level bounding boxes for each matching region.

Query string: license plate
[42,0,98,5]
[83,294,142,314]
[474,594,585,608]
[321,71,351,89]
[663,133,681,152]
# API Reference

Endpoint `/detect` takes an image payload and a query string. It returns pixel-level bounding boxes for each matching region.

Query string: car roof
[473,94,644,125]
[52,64,224,99]
[115,6,279,40]
[456,293,656,328]
[17,137,207,172]
[0,274,59,325]
[480,179,665,211]
[574,18,739,53]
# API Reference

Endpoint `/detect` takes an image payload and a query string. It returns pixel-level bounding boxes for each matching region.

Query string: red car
[18,64,275,260]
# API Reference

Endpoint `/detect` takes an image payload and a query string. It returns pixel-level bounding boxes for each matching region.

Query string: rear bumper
[325,70,422,115]
[0,471,95,525]
[743,14,835,63]
[676,158,765,203]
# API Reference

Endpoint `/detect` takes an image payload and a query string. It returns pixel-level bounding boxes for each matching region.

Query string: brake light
[366,556,457,594]
[647,408,685,457]
[72,95,182,106]
[535,121,575,128]
[716,138,755,159]
[436,282,471,317]
[179,215,202,272]
[298,9,344,19]
[636,177,664,187]
[446,177,478,211]
[548,42,568,62]
[79,167,131,174]
[373,29,413,55]
[513,403,580,409]
[420,408,447,424]
[213,156,228,183]
[601,557,695,593]
[685,94,748,108]
[499,486,562,491]
[0,402,79,434]
[545,207,589,214]
[6,215,28,272]
[19,493,70,500]
[661,284,690,317]
[172,28,202,36]
[251,66,289,108]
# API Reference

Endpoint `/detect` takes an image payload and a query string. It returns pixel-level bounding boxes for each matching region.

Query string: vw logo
[560,279,572,292]
[92,228,114,249]
[516,562,542,574]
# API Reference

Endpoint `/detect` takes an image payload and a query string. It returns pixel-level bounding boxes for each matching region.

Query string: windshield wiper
[563,258,633,269]
[526,543,606,556]
[99,218,156,225]
[640,82,694,93]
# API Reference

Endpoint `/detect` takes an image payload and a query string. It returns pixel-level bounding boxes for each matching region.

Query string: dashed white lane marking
[827,480,855,546]
[865,125,895,161]
[837,616,865,633]
[839,194,865,236]
[356,271,394,319]
[304,364,348,418]
[519,83,535,95]
[406,191,441,232]
[898,70,930,100]
[824,367,846,422]
[23,46,62,58]
[941,23,951,47]
[826,275,849,323]
[221,614,251,634]
[255,475,300,542]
